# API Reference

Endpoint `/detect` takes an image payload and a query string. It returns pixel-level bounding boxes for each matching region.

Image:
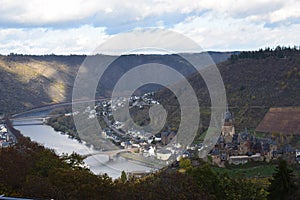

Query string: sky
[0,0,299,55]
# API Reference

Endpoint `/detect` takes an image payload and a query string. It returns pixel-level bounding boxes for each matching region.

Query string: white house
[148,146,156,157]
[156,149,172,161]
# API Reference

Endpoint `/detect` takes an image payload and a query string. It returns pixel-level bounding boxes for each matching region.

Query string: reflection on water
[14,120,153,179]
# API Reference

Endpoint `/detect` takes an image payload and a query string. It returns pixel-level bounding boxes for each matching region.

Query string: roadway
[11,98,111,119]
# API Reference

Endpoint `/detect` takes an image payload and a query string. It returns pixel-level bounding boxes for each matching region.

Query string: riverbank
[121,152,165,169]
[12,120,154,178]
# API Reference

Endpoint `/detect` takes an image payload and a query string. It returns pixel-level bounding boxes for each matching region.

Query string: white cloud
[173,11,300,51]
[0,0,299,28]
[0,0,97,25]
[200,0,285,18]
[0,0,299,54]
[268,0,300,23]
[0,25,109,55]
[0,0,205,28]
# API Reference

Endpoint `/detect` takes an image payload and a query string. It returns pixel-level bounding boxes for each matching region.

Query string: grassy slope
[212,163,277,178]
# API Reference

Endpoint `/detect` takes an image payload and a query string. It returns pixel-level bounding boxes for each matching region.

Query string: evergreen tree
[268,160,296,200]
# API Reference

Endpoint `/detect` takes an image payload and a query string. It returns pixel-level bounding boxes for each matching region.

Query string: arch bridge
[83,148,138,160]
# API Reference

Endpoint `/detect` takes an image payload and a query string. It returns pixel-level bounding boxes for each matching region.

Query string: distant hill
[0,52,232,114]
[155,47,300,132]
[0,55,80,114]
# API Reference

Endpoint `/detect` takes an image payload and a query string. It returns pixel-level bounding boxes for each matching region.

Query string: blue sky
[0,0,299,55]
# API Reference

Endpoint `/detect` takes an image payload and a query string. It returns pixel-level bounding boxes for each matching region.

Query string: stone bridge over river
[82,148,138,160]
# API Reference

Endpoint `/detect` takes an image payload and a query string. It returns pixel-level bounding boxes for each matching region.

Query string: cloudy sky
[0,0,299,54]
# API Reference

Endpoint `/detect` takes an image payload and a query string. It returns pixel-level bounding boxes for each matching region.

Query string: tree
[121,171,127,183]
[61,152,86,170]
[179,157,191,169]
[188,163,221,199]
[268,160,296,200]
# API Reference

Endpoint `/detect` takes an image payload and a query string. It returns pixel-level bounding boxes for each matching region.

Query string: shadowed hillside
[0,52,231,114]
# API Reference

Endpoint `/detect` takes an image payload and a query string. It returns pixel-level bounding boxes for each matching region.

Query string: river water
[14,121,154,179]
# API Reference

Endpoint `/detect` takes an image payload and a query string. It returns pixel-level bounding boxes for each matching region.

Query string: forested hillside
[2,136,295,200]
[155,47,300,132]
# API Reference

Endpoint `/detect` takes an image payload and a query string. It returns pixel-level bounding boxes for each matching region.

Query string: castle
[208,109,295,166]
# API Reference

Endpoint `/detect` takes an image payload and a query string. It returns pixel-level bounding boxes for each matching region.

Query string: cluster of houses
[101,126,183,162]
[96,93,160,116]
[96,93,183,162]
[209,110,298,166]
[129,92,160,108]
[0,124,16,148]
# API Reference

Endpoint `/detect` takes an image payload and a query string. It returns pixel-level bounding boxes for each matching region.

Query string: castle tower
[221,108,235,143]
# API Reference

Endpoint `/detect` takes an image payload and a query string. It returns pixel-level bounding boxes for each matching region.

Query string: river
[13,120,154,179]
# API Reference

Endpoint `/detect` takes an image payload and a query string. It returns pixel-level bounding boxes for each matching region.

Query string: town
[66,92,300,167]
[87,93,186,166]
[5,90,300,169]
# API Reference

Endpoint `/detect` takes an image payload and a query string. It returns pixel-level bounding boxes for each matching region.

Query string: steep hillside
[0,55,80,113]
[0,52,231,114]
[155,49,300,132]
